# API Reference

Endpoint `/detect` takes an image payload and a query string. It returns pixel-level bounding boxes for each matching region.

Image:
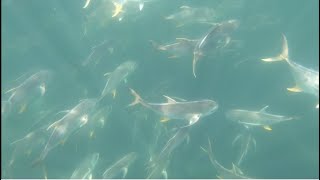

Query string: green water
[1,0,319,179]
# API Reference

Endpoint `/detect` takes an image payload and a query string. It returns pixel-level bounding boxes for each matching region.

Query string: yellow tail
[128,88,142,106]
[261,33,289,62]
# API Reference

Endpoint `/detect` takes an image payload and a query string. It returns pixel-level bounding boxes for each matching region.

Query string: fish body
[226,106,294,129]
[71,153,99,179]
[129,88,218,126]
[165,6,216,27]
[38,99,97,162]
[102,152,137,179]
[150,38,198,58]
[193,20,239,77]
[202,139,251,179]
[262,34,319,108]
[101,61,137,99]
[82,40,113,66]
[4,70,51,114]
[232,131,256,166]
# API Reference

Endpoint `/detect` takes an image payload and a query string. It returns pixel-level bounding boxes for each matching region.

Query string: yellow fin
[60,139,67,146]
[112,2,123,18]
[263,126,272,131]
[112,90,117,99]
[287,86,302,92]
[19,103,27,114]
[160,117,170,123]
[89,131,95,139]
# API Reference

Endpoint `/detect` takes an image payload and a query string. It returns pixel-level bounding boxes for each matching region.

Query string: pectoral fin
[121,167,128,179]
[160,117,170,123]
[112,90,117,99]
[19,103,27,114]
[263,126,272,131]
[139,2,144,11]
[40,83,46,96]
[189,114,201,125]
[287,86,302,92]
[161,169,168,179]
[83,0,91,8]
[163,95,176,103]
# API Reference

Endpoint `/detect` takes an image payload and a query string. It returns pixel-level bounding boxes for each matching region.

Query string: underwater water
[1,0,319,179]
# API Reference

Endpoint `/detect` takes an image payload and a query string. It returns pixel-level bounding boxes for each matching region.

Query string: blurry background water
[1,0,319,179]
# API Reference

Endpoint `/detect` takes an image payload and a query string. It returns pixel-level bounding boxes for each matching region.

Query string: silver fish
[70,153,99,179]
[9,128,48,168]
[3,70,51,114]
[34,99,97,164]
[226,106,294,131]
[262,34,319,108]
[82,40,113,67]
[232,130,256,166]
[101,61,137,99]
[102,152,137,179]
[193,19,239,77]
[150,38,199,59]
[165,6,217,27]
[129,88,218,127]
[147,127,189,179]
[201,138,251,179]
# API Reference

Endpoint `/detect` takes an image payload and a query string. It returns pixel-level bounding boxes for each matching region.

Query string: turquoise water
[1,0,319,179]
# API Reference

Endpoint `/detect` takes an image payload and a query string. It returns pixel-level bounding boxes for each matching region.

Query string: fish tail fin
[261,33,289,62]
[128,88,143,106]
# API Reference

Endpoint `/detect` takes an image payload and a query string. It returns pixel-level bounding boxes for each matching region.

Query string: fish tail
[128,88,144,106]
[261,33,289,62]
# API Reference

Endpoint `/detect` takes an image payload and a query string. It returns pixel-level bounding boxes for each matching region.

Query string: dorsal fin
[163,95,176,103]
[104,72,111,77]
[180,5,190,9]
[260,105,269,113]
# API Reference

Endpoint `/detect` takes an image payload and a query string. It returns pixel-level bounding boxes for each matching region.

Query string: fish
[102,152,137,179]
[33,99,97,165]
[101,61,137,99]
[261,34,319,108]
[146,156,169,179]
[146,127,189,179]
[192,19,239,77]
[165,6,217,27]
[9,128,49,168]
[3,70,51,115]
[226,106,295,131]
[129,88,218,127]
[201,138,251,179]
[70,153,99,179]
[82,40,114,67]
[232,130,256,166]
[150,38,199,59]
